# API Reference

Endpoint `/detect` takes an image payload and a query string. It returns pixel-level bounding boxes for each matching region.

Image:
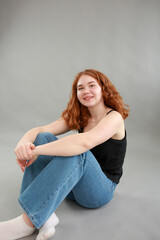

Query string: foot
[36,212,59,240]
[0,215,35,240]
[36,227,55,240]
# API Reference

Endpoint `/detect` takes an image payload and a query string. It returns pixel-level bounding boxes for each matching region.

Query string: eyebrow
[77,81,96,88]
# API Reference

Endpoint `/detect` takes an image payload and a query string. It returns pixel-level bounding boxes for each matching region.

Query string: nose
[83,87,90,95]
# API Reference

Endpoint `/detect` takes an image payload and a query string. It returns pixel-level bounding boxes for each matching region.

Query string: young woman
[0,69,129,240]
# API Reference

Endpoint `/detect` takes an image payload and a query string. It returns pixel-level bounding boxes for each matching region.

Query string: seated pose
[0,69,129,240]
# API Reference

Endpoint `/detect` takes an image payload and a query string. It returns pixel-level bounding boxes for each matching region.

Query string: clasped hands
[14,142,39,172]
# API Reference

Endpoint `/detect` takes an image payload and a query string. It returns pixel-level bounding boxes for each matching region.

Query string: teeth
[84,96,92,100]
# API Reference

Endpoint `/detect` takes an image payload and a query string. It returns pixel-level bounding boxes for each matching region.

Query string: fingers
[26,153,38,167]
[30,143,35,150]
[15,143,38,172]
[16,158,26,172]
[14,142,35,160]
[20,145,28,159]
[21,165,25,172]
[26,159,33,167]
[16,153,38,172]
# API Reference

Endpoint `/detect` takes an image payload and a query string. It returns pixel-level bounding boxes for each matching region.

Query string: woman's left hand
[25,149,39,167]
[16,147,39,171]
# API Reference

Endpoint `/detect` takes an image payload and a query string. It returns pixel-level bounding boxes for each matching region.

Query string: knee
[74,195,113,209]
[76,200,111,209]
[75,201,105,209]
[34,132,58,146]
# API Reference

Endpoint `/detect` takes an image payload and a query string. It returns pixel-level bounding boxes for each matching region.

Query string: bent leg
[70,151,117,208]
[19,154,84,229]
[20,132,58,194]
[19,146,116,229]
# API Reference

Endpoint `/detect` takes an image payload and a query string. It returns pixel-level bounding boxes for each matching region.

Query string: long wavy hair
[62,69,129,130]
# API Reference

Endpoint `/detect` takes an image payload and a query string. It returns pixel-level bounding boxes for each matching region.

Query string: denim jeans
[18,132,117,229]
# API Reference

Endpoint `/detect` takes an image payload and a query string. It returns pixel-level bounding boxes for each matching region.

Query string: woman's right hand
[14,142,35,161]
[16,158,26,172]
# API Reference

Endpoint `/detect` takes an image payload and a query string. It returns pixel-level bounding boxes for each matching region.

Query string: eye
[77,87,83,91]
[89,84,95,87]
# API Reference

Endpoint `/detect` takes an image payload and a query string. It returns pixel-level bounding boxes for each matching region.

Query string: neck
[88,103,109,122]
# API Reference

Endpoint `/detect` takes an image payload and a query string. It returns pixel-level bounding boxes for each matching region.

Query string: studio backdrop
[0,0,160,143]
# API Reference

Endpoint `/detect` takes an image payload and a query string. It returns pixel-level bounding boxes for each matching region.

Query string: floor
[0,132,160,240]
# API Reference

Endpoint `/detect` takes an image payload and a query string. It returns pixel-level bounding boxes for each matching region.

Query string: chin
[82,102,96,108]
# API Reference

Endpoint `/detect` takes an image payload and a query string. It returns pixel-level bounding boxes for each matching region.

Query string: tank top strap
[106,109,115,115]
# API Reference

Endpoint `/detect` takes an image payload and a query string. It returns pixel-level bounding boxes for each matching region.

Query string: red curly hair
[62,69,129,130]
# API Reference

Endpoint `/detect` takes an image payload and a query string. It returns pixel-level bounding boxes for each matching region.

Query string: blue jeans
[18,132,117,229]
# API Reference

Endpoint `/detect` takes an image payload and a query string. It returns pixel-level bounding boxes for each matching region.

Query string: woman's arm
[15,118,70,160]
[17,117,70,144]
[29,111,123,162]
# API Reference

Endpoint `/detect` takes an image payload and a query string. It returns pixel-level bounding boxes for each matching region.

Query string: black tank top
[79,110,127,184]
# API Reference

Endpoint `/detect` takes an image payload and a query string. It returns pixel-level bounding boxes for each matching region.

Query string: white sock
[0,215,35,240]
[36,212,59,240]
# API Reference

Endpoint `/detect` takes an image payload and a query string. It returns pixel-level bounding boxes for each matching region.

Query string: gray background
[0,0,160,240]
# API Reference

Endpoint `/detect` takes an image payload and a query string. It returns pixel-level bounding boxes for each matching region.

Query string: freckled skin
[77,75,104,108]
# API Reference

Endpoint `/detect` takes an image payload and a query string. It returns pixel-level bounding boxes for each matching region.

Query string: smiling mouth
[83,96,93,100]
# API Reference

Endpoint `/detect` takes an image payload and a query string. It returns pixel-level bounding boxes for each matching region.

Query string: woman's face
[76,75,103,108]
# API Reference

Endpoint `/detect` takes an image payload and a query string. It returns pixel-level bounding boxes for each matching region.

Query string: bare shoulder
[107,109,122,118]
[85,110,125,148]
[107,111,125,140]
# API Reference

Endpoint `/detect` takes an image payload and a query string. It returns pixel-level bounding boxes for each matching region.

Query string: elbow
[82,142,91,151]
[82,135,95,151]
